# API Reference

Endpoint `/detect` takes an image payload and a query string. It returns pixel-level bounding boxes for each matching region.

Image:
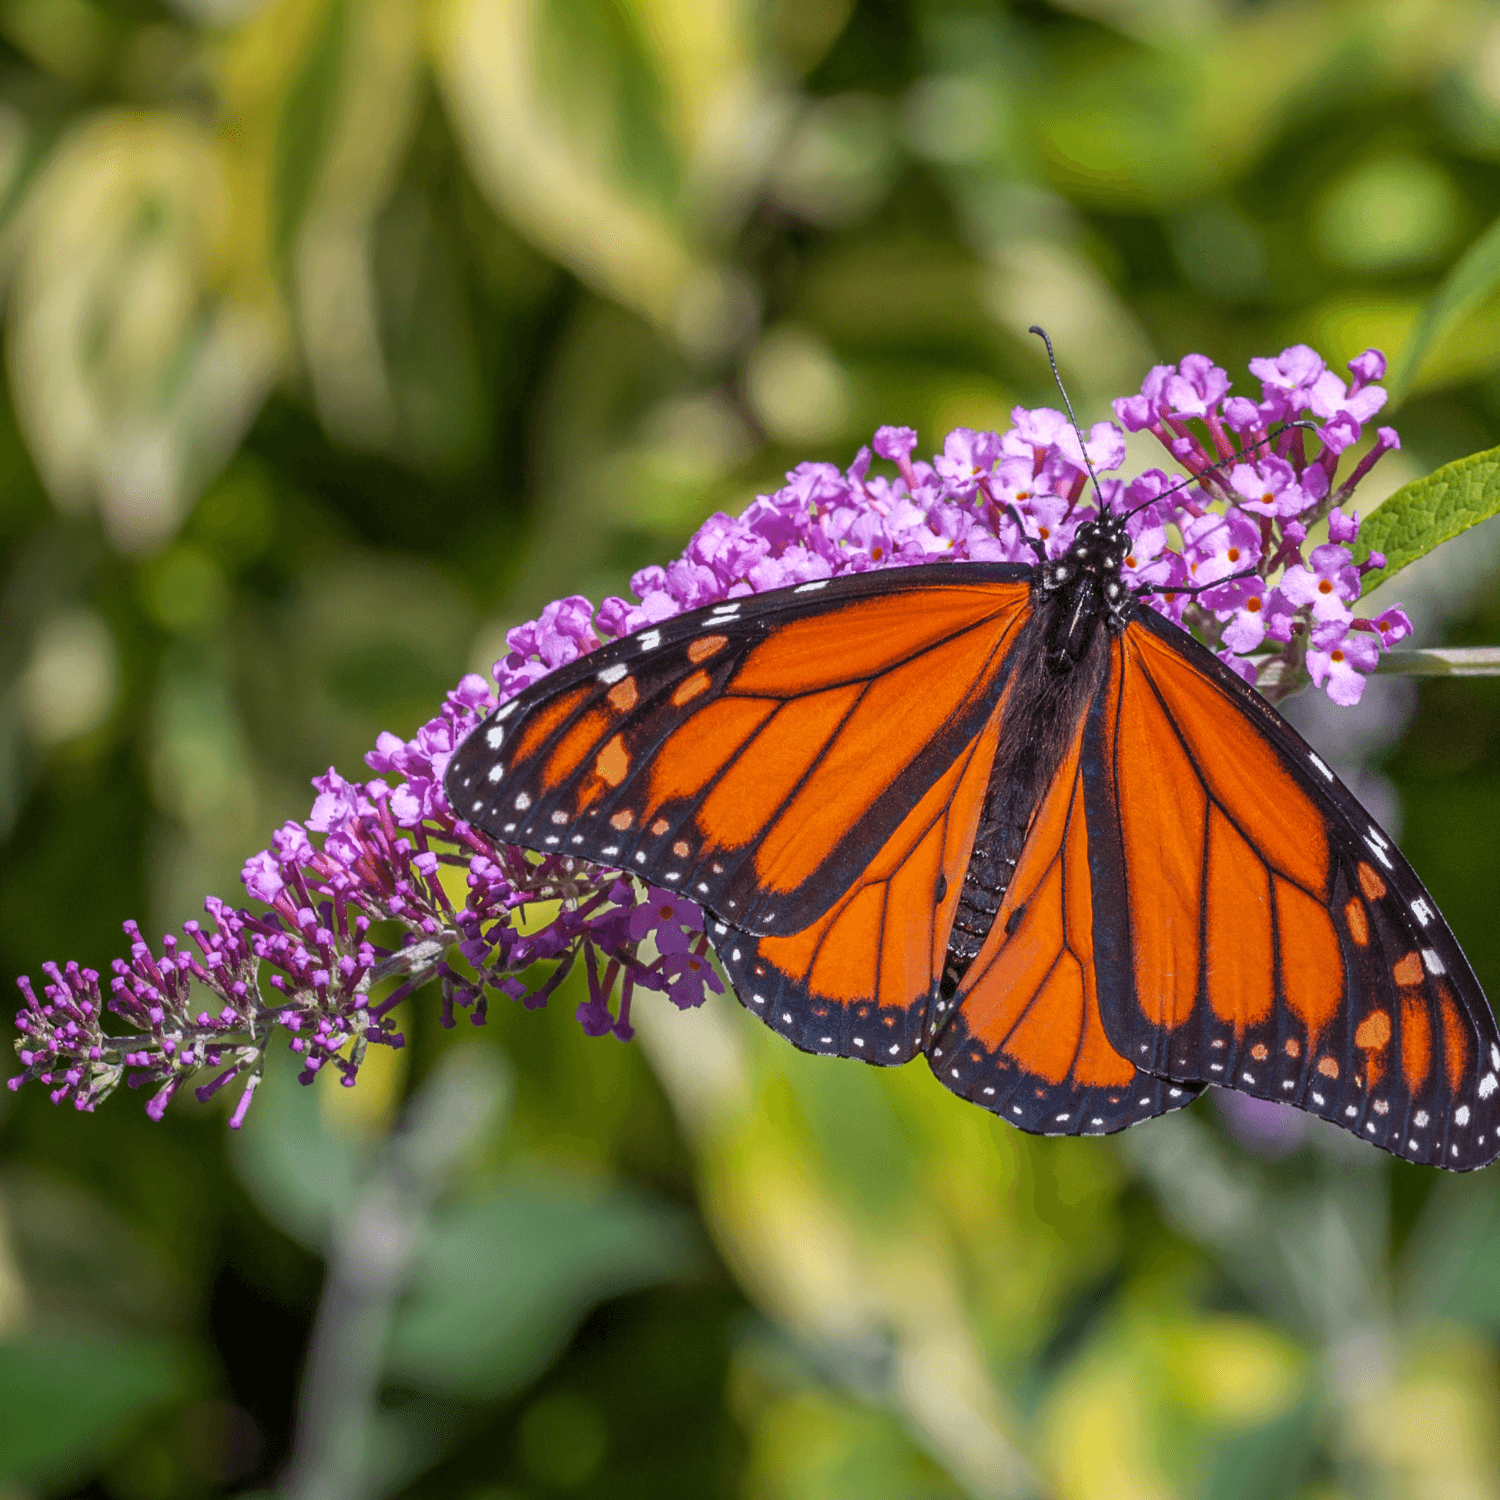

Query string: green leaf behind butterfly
[0,1333,189,1485]
[1389,214,1500,404]
[1357,445,1500,595]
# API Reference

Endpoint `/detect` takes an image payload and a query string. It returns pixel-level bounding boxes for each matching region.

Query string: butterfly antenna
[1029,325,1106,508]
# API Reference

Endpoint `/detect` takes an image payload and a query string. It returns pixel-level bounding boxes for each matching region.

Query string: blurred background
[5,0,1500,1496]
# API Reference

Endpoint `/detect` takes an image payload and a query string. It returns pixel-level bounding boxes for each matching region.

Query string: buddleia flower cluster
[11,343,1411,1122]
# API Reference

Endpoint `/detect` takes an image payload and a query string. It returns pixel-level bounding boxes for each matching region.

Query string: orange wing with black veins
[930,705,1204,1135]
[1083,610,1500,1169]
[713,708,1002,1063]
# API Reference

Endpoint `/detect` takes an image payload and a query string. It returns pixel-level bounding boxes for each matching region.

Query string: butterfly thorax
[1033,514,1135,672]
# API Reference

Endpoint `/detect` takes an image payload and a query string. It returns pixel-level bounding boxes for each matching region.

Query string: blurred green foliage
[5,0,1500,1496]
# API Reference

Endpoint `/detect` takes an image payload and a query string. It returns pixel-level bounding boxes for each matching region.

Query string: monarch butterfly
[444,375,1498,1172]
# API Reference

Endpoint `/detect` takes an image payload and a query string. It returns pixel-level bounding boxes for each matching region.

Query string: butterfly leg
[1001,503,1049,564]
[1133,565,1258,600]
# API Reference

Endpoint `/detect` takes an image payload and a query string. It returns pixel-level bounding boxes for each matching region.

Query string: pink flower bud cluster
[11,344,1411,1122]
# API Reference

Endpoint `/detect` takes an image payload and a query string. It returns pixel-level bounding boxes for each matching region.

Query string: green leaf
[1391,214,1500,404]
[0,1333,187,1485]
[1202,1396,1317,1500]
[1356,444,1500,595]
[384,1180,700,1398]
[270,0,348,279]
[1398,1180,1500,1329]
[230,1054,363,1254]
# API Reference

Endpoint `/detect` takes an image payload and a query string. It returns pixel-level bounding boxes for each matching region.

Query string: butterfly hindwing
[930,695,1205,1135]
[1084,610,1500,1168]
[707,709,1002,1064]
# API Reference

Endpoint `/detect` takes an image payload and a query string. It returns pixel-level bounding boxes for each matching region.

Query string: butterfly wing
[1084,609,1500,1169]
[446,563,1034,1060]
[712,707,1003,1062]
[929,665,1205,1134]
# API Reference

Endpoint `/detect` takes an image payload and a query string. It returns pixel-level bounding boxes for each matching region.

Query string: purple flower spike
[12,340,1415,1120]
[1327,507,1360,545]
[934,429,1003,499]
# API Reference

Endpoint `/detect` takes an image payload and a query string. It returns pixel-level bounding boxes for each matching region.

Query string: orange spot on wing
[542,707,611,790]
[610,810,633,830]
[1001,952,1087,1085]
[673,840,690,857]
[1318,1055,1339,1079]
[510,684,591,764]
[673,670,711,706]
[594,735,629,787]
[1355,1010,1391,1050]
[1401,993,1432,1090]
[965,861,1067,1051]
[687,634,729,664]
[607,677,638,712]
[1285,1037,1301,1058]
[1072,976,1136,1088]
[1115,658,1204,1031]
[1392,951,1423,987]
[1251,1043,1269,1062]
[1204,806,1273,1035]
[1439,984,1470,1094]
[651,818,670,835]
[877,767,964,1009]
[805,887,884,1002]
[958,723,1133,1090]
[1344,897,1369,947]
[1357,862,1387,901]
[756,714,1002,1012]
[1274,876,1344,1053]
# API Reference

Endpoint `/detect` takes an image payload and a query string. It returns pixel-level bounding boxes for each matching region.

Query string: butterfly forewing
[1084,613,1500,1169]
[447,563,1033,936]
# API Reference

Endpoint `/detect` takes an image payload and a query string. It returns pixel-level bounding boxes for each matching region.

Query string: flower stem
[1372,647,1500,676]
[279,1047,506,1500]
